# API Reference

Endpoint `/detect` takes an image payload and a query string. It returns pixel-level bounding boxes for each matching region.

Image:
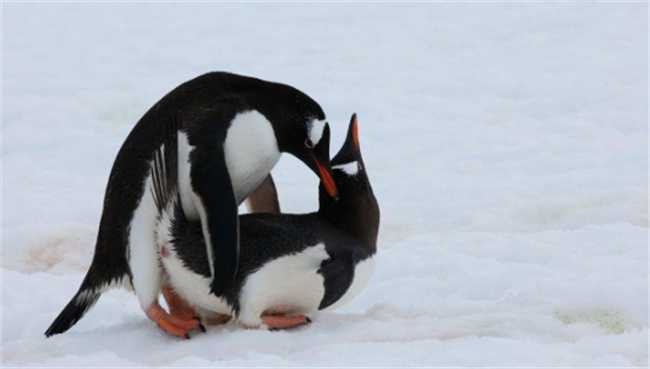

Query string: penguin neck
[247,103,293,152]
[318,187,379,255]
[243,84,325,152]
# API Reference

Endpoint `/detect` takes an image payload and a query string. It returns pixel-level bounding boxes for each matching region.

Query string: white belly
[237,244,329,327]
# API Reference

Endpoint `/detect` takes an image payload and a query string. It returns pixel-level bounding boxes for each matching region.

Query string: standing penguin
[155,114,379,331]
[45,72,338,337]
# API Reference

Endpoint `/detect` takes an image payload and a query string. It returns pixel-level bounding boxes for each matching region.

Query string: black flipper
[318,255,355,310]
[190,145,239,296]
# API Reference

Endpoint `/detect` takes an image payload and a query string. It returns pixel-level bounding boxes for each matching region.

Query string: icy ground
[2,3,648,367]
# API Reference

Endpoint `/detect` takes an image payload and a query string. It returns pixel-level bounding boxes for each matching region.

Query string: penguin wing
[190,147,239,296]
[317,254,355,310]
[184,104,243,296]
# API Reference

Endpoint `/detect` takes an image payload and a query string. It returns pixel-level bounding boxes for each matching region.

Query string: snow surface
[2,3,648,367]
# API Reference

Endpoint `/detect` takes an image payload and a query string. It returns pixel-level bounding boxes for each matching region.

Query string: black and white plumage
[157,114,380,327]
[45,72,337,337]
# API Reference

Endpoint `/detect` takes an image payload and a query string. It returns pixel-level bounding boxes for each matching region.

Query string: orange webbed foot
[146,303,200,339]
[261,313,311,330]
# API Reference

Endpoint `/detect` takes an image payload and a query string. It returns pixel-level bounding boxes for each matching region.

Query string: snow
[2,3,648,367]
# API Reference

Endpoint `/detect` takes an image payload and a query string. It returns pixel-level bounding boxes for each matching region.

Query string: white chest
[223,110,280,202]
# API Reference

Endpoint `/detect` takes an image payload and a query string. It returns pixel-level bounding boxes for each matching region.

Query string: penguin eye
[304,138,315,149]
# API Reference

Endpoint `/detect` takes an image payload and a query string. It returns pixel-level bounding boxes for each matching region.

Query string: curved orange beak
[314,157,338,198]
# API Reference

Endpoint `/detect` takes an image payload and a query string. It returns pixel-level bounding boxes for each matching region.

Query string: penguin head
[318,113,380,250]
[296,116,338,200]
[270,86,338,199]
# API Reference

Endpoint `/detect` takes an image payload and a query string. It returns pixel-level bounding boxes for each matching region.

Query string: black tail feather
[45,263,128,337]
[44,286,100,337]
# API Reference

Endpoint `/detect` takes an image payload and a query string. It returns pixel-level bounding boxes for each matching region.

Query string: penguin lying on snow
[45,72,338,337]
[155,114,379,332]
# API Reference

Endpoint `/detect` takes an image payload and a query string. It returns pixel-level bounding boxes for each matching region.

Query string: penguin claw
[192,315,207,333]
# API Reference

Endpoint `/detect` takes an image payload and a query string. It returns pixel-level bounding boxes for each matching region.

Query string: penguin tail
[44,286,99,337]
[44,269,130,337]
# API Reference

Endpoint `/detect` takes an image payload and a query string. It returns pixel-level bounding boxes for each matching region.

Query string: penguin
[45,72,338,337]
[156,114,379,331]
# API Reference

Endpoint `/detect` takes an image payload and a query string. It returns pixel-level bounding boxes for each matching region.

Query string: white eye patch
[333,161,359,176]
[307,119,326,146]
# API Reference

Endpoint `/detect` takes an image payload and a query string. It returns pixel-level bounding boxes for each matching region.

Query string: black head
[254,81,338,199]
[318,114,380,250]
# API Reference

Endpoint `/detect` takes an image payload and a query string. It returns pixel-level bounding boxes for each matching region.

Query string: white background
[2,3,648,367]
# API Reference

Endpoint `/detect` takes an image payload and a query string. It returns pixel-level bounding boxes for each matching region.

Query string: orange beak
[315,159,338,198]
[350,113,360,149]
